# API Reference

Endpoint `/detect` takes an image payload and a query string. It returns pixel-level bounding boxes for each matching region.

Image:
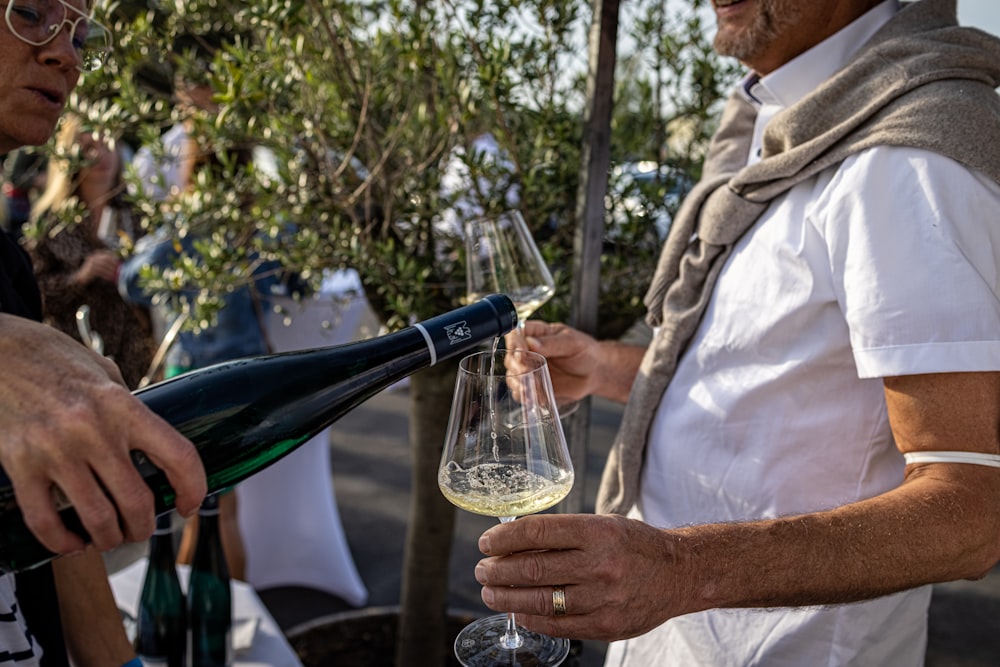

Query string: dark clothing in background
[0,230,69,666]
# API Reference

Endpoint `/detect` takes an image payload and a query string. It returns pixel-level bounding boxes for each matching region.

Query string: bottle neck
[147,519,177,568]
[192,496,229,578]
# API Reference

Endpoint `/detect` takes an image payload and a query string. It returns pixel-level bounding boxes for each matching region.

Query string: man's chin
[713,31,749,61]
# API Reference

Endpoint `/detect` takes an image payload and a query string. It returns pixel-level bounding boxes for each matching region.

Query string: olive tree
[67,0,737,663]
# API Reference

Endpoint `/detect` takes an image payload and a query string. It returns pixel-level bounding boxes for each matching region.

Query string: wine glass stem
[497,515,524,650]
[500,612,523,650]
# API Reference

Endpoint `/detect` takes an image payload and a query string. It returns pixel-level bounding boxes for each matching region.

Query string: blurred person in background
[131,31,237,201]
[2,148,47,242]
[25,113,157,390]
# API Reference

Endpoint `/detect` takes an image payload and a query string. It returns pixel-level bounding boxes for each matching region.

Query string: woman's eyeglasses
[4,0,111,72]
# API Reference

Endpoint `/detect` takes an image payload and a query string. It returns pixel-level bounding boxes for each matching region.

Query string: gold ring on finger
[552,585,567,617]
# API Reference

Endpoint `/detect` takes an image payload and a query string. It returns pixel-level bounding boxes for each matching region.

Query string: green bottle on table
[134,513,187,667]
[187,493,232,667]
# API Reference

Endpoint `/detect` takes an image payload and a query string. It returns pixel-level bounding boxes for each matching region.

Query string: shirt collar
[740,0,900,109]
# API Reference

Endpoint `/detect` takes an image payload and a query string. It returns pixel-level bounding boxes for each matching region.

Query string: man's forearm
[592,340,646,404]
[674,469,1000,615]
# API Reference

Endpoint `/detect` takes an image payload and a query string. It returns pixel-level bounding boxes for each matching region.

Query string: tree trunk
[395,359,461,667]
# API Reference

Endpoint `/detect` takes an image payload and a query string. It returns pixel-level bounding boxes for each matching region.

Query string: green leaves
[64,0,733,336]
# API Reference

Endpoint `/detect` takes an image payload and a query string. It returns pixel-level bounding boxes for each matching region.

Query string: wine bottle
[134,513,187,667]
[0,294,516,573]
[187,493,232,667]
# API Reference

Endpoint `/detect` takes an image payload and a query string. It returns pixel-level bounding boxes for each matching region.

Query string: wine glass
[464,210,555,328]
[439,348,574,667]
[464,211,579,417]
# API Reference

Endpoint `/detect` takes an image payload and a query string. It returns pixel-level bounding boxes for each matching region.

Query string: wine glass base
[454,614,570,667]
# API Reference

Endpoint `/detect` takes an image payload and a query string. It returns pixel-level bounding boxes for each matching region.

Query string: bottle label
[415,295,515,367]
[443,321,473,345]
[413,319,475,367]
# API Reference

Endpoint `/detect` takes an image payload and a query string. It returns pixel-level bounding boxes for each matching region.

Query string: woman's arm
[52,546,135,666]
[117,228,176,307]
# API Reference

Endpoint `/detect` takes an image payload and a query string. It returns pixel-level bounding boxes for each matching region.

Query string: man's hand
[507,321,645,404]
[474,513,691,641]
[0,314,207,554]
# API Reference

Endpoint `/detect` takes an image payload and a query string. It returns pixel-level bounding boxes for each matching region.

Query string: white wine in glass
[465,210,556,324]
[439,348,574,667]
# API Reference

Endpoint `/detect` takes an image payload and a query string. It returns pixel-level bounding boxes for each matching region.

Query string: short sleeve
[813,147,1000,378]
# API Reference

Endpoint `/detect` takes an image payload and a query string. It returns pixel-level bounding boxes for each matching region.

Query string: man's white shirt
[607,1,1000,665]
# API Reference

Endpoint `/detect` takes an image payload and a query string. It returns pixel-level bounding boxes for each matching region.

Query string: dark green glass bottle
[187,493,232,667]
[0,294,516,573]
[134,513,187,667]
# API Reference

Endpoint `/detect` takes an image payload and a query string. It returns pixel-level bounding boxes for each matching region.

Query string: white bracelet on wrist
[903,451,1000,468]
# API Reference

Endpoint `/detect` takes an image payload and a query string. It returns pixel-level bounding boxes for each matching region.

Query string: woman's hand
[74,249,120,285]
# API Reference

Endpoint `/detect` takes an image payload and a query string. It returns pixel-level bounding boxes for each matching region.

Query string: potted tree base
[287,605,587,667]
[287,605,476,667]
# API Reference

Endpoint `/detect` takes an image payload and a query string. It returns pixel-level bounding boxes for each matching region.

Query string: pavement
[258,386,1000,666]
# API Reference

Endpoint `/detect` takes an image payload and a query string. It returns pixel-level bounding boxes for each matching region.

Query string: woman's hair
[29,115,123,224]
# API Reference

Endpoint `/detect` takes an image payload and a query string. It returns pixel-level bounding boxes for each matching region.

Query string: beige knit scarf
[597,0,1000,515]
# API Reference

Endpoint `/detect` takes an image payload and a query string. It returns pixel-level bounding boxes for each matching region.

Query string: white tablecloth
[235,271,376,606]
[112,558,302,667]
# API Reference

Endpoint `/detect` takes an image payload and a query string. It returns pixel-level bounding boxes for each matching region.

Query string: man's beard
[713,0,803,65]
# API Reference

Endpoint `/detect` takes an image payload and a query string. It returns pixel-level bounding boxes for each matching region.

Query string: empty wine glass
[439,348,574,667]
